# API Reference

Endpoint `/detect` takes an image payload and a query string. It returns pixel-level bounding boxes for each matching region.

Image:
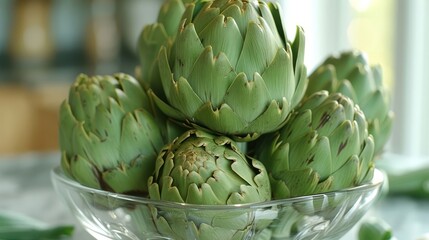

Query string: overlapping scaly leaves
[253,91,375,199]
[150,0,308,141]
[148,129,271,204]
[59,73,164,195]
[137,0,188,98]
[306,51,393,154]
[147,129,271,239]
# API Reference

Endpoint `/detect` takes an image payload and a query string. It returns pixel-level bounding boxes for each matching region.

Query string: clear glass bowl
[51,167,384,240]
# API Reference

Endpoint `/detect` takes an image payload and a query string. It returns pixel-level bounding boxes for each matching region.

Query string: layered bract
[151,0,307,141]
[254,91,375,199]
[59,73,164,195]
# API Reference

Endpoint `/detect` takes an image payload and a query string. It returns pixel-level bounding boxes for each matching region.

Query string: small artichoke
[253,91,375,199]
[148,129,271,204]
[306,50,393,154]
[147,129,271,239]
[59,73,164,195]
[151,0,308,141]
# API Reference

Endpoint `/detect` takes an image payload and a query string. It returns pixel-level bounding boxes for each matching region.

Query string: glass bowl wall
[51,167,384,240]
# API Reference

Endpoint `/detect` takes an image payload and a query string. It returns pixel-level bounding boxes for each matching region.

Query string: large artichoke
[151,0,308,141]
[305,50,393,154]
[148,129,271,204]
[59,73,164,195]
[253,91,375,199]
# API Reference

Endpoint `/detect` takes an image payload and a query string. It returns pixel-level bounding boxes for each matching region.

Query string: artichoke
[147,129,271,239]
[306,50,393,154]
[59,73,164,195]
[253,91,375,199]
[148,129,271,204]
[151,0,308,141]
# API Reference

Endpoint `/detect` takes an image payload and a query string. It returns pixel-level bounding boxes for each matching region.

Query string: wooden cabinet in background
[0,85,68,154]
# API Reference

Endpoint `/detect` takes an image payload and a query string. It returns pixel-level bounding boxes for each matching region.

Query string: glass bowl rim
[51,166,384,210]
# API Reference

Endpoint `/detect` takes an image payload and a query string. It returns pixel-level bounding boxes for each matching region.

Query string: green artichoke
[147,129,271,239]
[148,129,271,204]
[59,73,164,195]
[306,50,393,154]
[253,91,375,199]
[151,0,308,141]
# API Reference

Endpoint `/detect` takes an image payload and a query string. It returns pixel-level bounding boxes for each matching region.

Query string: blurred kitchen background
[0,0,427,157]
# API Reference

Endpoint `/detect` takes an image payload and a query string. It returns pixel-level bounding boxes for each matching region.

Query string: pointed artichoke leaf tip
[291,26,305,71]
[266,1,287,46]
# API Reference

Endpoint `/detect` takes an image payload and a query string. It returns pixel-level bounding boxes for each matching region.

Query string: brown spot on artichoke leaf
[337,139,348,156]
[178,59,185,67]
[306,155,315,164]
[316,112,331,129]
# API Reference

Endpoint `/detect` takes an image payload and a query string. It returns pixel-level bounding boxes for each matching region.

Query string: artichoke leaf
[251,158,272,199]
[357,136,375,183]
[261,47,295,101]
[186,183,222,205]
[311,101,349,136]
[313,176,333,195]
[224,73,271,123]
[68,154,101,190]
[328,120,360,171]
[102,163,147,194]
[91,99,121,142]
[325,51,367,79]
[160,176,186,203]
[299,90,330,110]
[290,62,308,108]
[119,110,163,161]
[259,1,284,47]
[289,135,332,181]
[198,223,247,240]
[347,65,376,98]
[360,89,388,120]
[115,73,151,110]
[193,102,247,135]
[157,0,186,36]
[149,89,188,121]
[220,1,259,37]
[168,76,205,117]
[197,14,243,67]
[307,65,337,96]
[260,138,290,176]
[281,110,312,141]
[59,101,79,154]
[270,175,291,199]
[235,20,280,78]
[291,26,306,75]
[78,99,123,168]
[272,168,319,198]
[227,185,266,204]
[245,98,289,135]
[187,47,236,107]
[337,80,358,103]
[330,155,359,190]
[191,2,220,33]
[207,170,247,202]
[173,23,205,80]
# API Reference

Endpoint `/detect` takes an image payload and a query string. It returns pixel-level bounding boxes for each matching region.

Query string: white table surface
[1,152,428,240]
